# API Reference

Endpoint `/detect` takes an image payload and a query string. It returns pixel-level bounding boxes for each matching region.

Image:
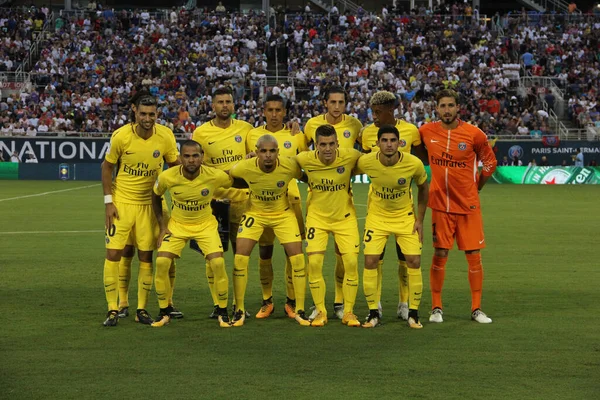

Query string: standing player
[192,87,253,317]
[229,134,310,327]
[304,86,363,319]
[246,95,308,319]
[295,125,362,328]
[419,89,497,324]
[360,91,427,320]
[101,94,179,326]
[356,125,429,328]
[151,141,233,328]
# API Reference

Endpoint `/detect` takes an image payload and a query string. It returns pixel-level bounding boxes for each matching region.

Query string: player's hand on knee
[105,203,119,231]
[413,220,424,244]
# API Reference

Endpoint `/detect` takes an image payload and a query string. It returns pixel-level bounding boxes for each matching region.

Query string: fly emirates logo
[211,149,243,165]
[430,151,467,168]
[311,178,347,192]
[123,162,158,177]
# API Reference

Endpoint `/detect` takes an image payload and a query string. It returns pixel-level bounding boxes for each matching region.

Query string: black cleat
[103,310,119,327]
[169,306,184,319]
[135,309,154,325]
[209,305,219,319]
[118,307,129,318]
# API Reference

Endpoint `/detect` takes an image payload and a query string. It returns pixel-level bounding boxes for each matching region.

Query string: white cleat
[397,302,409,321]
[471,309,492,324]
[429,308,444,323]
[308,306,319,321]
[333,303,344,320]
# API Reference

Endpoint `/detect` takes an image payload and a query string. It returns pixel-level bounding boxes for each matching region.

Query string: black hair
[315,124,337,141]
[377,125,400,140]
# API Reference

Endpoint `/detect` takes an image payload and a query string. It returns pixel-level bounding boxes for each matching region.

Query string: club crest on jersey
[458,142,467,151]
[337,166,345,174]
[153,150,161,158]
[343,130,351,138]
[277,181,285,188]
[201,189,209,196]
[235,135,242,143]
[399,139,407,147]
[398,178,406,185]
[284,141,292,149]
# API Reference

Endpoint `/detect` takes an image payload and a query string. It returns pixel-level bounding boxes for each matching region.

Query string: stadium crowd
[0,4,598,138]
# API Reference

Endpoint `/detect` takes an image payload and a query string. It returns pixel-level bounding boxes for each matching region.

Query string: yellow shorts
[305,213,359,254]
[158,217,223,257]
[363,211,422,256]
[105,202,158,251]
[258,202,305,246]
[125,198,170,247]
[238,209,302,244]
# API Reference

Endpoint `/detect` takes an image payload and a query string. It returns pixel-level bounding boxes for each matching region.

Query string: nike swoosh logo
[293,269,304,273]
[104,284,112,287]
[249,181,258,184]
[430,139,439,143]
[355,245,359,248]
[174,192,182,195]
[125,151,135,155]
[479,239,485,244]
[295,234,301,237]
[208,141,216,145]
[370,176,378,179]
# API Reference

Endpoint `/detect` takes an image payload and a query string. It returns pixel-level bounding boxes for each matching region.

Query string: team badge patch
[284,141,292,149]
[399,139,407,147]
[201,189,209,196]
[153,150,160,158]
[343,130,351,138]
[337,166,345,174]
[235,135,242,143]
[277,181,285,188]
[458,142,467,151]
[398,178,406,185]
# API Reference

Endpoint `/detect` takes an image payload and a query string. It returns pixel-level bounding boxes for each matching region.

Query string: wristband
[104,195,113,204]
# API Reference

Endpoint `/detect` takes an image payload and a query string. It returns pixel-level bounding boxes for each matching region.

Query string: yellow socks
[285,257,295,301]
[363,268,378,310]
[103,259,120,311]
[155,257,172,309]
[118,256,132,309]
[168,259,176,306]
[398,260,409,304]
[375,259,384,306]
[288,254,306,311]
[308,253,326,313]
[341,253,358,314]
[233,254,249,312]
[258,258,273,301]
[334,253,345,304]
[206,258,218,306]
[137,261,153,310]
[210,257,229,309]
[407,267,423,311]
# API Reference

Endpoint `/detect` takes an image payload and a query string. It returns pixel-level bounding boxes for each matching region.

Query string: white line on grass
[0,184,100,202]
[0,230,103,235]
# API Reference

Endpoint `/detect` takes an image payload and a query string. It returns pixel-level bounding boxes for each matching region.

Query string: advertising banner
[492,166,600,184]
[495,140,600,166]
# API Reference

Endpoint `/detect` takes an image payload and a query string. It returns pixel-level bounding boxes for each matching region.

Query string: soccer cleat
[135,309,154,325]
[308,305,319,320]
[231,309,246,327]
[255,298,274,319]
[471,309,493,324]
[310,311,328,327]
[408,316,423,329]
[362,310,380,328]
[397,302,409,321]
[429,308,444,323]
[151,314,170,328]
[342,312,361,327]
[284,299,296,318]
[209,305,219,319]
[103,310,119,327]
[333,303,344,320]
[169,307,184,319]
[217,309,232,328]
[118,307,129,318]
[231,305,251,319]
[294,310,311,326]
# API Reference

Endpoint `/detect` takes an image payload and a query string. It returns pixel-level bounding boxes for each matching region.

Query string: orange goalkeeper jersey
[419,120,497,214]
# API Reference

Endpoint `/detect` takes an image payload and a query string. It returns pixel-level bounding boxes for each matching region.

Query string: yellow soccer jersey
[192,119,253,170]
[304,114,362,149]
[295,148,361,222]
[105,123,179,205]
[356,151,427,218]
[153,165,233,225]
[246,125,308,200]
[360,119,421,153]
[230,156,301,215]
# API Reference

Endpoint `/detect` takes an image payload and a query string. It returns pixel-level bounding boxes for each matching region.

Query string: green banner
[492,166,600,184]
[0,163,19,180]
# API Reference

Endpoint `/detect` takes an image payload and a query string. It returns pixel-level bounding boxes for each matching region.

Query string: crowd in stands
[0,2,598,139]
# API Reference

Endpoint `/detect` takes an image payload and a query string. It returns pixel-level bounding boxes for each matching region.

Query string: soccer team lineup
[102,85,496,328]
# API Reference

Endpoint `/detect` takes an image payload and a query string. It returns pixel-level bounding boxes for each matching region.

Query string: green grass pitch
[0,181,599,399]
